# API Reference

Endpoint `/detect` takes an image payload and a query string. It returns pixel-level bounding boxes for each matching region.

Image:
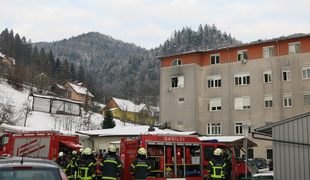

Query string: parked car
[253,172,273,179]
[0,156,68,180]
[269,158,273,171]
[251,158,267,169]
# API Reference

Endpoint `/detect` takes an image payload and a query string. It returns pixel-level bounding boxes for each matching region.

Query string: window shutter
[235,97,243,110]
[178,76,184,88]
[243,96,251,106]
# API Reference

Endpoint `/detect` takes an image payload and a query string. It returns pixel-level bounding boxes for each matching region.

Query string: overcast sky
[1,0,309,50]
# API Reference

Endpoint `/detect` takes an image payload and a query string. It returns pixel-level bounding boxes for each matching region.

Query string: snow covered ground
[0,78,134,133]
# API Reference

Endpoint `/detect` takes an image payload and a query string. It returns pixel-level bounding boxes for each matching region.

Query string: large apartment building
[158,34,310,159]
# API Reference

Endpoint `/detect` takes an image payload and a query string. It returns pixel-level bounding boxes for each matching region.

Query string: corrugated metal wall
[273,116,310,180]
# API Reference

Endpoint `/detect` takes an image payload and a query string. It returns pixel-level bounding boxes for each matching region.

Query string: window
[248,149,254,159]
[208,98,221,111]
[207,75,221,88]
[264,94,273,108]
[264,69,272,83]
[235,72,250,85]
[283,93,292,107]
[266,148,273,159]
[235,96,250,110]
[210,54,220,64]
[179,97,185,102]
[282,67,291,81]
[171,59,182,66]
[67,91,72,98]
[302,65,310,79]
[207,123,221,135]
[235,122,251,135]
[237,50,248,61]
[171,76,184,88]
[204,146,215,161]
[263,46,274,58]
[289,42,301,54]
[177,121,184,125]
[303,91,310,106]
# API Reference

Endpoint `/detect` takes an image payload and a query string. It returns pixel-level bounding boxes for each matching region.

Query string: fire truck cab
[120,134,250,180]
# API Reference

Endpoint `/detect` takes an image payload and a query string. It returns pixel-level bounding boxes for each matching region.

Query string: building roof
[54,83,66,90]
[112,97,146,113]
[157,33,310,59]
[199,136,257,148]
[0,52,5,58]
[77,125,198,137]
[66,81,94,97]
[30,92,84,104]
[254,111,310,136]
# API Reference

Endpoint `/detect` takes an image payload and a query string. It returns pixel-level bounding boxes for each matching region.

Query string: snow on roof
[78,125,198,137]
[0,123,87,137]
[67,81,94,97]
[55,83,66,90]
[0,52,5,58]
[30,92,83,104]
[112,97,146,113]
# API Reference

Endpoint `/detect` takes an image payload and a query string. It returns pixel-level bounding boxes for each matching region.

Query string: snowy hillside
[0,78,134,132]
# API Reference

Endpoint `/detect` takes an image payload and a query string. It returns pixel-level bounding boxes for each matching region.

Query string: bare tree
[0,95,22,125]
[22,101,32,127]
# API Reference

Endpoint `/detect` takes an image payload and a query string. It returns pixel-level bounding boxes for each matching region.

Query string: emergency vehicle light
[202,139,218,143]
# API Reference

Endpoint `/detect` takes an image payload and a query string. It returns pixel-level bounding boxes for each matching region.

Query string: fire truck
[120,134,251,180]
[0,131,83,161]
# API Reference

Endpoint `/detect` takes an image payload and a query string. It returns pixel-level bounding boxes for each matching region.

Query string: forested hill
[32,24,241,104]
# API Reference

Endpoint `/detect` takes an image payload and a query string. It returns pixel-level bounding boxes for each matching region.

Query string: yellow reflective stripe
[89,162,94,167]
[131,164,135,168]
[209,161,214,166]
[211,166,224,178]
[147,165,151,169]
[102,176,117,180]
[104,160,117,164]
[117,164,122,168]
[100,162,104,166]
[136,164,148,167]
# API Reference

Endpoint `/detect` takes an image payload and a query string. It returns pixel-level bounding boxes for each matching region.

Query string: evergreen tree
[0,28,9,55]
[55,57,61,81]
[102,109,115,129]
[69,62,76,81]
[60,58,69,83]
[47,49,55,77]
[77,65,85,82]
[39,47,48,73]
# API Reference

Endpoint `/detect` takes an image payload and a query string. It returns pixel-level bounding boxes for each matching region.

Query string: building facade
[158,34,310,159]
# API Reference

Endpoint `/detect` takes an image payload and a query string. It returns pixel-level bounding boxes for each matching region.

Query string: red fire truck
[0,131,83,161]
[120,134,251,180]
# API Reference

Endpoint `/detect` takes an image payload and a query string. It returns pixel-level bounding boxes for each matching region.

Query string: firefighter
[129,147,151,180]
[70,150,78,180]
[99,145,123,180]
[221,148,232,180]
[207,148,226,180]
[96,153,103,180]
[56,152,71,178]
[77,148,96,180]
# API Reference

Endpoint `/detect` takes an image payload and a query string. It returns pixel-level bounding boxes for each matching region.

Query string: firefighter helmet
[213,148,222,156]
[108,145,116,152]
[72,150,77,155]
[83,148,92,155]
[80,148,84,153]
[59,152,64,157]
[138,147,146,155]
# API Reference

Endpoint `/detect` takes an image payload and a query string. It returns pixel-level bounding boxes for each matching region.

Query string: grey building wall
[160,51,310,159]
[273,116,310,180]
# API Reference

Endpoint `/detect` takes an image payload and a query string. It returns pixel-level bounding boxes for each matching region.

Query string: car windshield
[0,169,61,180]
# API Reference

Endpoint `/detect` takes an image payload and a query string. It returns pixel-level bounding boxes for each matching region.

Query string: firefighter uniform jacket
[129,157,151,180]
[70,156,78,180]
[207,156,227,180]
[99,153,123,180]
[222,153,232,179]
[56,158,71,177]
[77,155,96,180]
